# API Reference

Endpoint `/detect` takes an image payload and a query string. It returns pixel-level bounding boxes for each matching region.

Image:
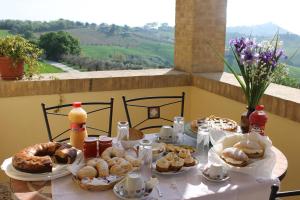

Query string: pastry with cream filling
[233,140,264,158]
[221,147,249,167]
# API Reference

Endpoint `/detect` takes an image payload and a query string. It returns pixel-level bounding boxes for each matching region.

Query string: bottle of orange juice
[68,102,88,150]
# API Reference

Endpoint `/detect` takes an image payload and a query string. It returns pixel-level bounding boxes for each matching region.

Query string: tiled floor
[0,183,11,200]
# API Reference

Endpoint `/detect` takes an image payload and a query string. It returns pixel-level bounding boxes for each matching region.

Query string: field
[24,61,64,73]
[288,65,300,81]
[0,29,9,38]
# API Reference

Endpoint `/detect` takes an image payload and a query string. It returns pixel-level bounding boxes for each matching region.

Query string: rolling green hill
[0,29,9,38]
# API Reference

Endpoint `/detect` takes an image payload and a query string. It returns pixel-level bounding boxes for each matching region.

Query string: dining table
[7,133,288,200]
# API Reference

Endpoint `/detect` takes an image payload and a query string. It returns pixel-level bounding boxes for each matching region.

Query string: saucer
[113,179,154,200]
[202,166,230,182]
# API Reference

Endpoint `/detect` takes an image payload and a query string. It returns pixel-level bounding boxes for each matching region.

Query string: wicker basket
[72,176,123,191]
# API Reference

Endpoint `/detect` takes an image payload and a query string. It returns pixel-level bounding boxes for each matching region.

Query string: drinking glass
[116,121,129,147]
[138,139,152,181]
[173,116,184,144]
[196,125,210,165]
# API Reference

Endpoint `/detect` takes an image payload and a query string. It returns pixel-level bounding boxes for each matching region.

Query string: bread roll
[77,166,97,179]
[233,140,264,158]
[221,147,249,167]
[86,158,103,167]
[95,159,109,178]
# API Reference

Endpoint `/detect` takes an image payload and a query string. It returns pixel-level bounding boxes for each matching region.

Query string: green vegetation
[39,31,81,61]
[0,30,10,38]
[24,62,64,73]
[0,35,42,78]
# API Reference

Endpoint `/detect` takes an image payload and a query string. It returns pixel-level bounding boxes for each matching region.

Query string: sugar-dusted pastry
[165,152,178,161]
[183,155,196,167]
[125,155,142,168]
[170,157,184,171]
[101,147,125,161]
[95,159,109,178]
[156,157,170,172]
[86,158,103,167]
[178,149,191,159]
[110,160,133,176]
[165,144,176,152]
[233,140,264,158]
[77,166,97,179]
[221,147,249,167]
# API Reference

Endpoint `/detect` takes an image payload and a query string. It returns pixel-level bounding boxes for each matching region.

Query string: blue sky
[1,0,300,34]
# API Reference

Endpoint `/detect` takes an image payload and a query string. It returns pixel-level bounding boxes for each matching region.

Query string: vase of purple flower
[225,35,287,133]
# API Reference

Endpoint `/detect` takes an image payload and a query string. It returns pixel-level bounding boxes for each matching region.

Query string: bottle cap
[256,105,264,111]
[72,102,82,108]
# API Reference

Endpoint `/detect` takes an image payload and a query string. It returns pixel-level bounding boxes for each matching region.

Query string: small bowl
[121,128,144,149]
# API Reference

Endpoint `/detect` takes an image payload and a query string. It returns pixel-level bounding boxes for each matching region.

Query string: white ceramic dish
[113,179,155,200]
[152,159,198,175]
[1,151,83,181]
[202,166,230,182]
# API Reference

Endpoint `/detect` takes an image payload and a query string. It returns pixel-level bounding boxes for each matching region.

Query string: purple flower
[259,50,277,69]
[240,46,259,66]
[230,37,258,56]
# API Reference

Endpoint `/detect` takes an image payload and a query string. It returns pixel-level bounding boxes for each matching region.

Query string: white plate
[113,179,154,200]
[1,151,83,181]
[201,167,230,182]
[152,159,198,175]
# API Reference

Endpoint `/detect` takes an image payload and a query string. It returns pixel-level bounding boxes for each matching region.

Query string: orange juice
[68,102,88,150]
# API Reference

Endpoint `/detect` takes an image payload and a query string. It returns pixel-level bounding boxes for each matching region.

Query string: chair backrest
[269,185,300,200]
[41,99,114,142]
[122,92,185,132]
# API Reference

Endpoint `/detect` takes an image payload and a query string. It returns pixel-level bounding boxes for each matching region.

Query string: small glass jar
[98,136,112,157]
[173,116,184,144]
[83,137,98,159]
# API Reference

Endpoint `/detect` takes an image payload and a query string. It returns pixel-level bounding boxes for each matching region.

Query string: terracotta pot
[240,107,255,133]
[0,57,24,80]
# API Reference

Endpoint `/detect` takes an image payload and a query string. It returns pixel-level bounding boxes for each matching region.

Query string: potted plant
[0,35,42,80]
[224,35,287,132]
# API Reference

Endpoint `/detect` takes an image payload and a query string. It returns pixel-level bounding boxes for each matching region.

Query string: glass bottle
[138,139,152,181]
[116,121,129,147]
[173,116,184,144]
[196,125,210,165]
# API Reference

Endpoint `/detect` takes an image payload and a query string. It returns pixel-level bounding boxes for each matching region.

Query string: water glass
[173,116,184,144]
[196,125,210,164]
[116,121,129,146]
[138,139,152,181]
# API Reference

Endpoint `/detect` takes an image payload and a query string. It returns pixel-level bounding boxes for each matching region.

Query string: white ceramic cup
[124,172,145,198]
[208,163,224,178]
[159,125,173,142]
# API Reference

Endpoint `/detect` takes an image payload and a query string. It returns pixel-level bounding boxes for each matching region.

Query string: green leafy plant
[0,35,42,78]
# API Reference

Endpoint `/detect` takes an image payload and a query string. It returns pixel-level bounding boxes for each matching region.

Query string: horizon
[1,0,300,34]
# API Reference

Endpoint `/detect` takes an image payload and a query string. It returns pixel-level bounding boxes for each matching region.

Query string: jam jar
[83,137,98,159]
[98,136,113,157]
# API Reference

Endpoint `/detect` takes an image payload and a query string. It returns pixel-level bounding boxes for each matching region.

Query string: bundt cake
[12,142,77,173]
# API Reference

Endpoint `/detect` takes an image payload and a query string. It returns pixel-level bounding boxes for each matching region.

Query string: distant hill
[227,22,291,36]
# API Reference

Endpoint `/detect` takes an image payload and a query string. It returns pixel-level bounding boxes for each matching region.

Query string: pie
[190,115,238,132]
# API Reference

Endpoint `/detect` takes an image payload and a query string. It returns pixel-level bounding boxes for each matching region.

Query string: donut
[101,147,124,161]
[12,142,77,173]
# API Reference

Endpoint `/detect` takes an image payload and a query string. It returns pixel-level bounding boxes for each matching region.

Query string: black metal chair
[122,92,185,132]
[41,99,114,142]
[269,185,300,200]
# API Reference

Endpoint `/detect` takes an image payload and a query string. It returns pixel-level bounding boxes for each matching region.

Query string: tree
[39,31,81,61]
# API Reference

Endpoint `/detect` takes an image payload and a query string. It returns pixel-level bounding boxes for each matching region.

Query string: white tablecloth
[52,164,278,200]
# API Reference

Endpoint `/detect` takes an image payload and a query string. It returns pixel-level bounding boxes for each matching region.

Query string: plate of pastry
[208,132,276,177]
[69,147,142,191]
[1,142,81,181]
[153,149,198,175]
[185,115,238,138]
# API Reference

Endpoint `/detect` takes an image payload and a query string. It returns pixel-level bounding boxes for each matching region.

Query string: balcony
[0,0,299,197]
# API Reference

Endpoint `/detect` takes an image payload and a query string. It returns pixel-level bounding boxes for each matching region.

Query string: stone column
[175,0,227,73]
